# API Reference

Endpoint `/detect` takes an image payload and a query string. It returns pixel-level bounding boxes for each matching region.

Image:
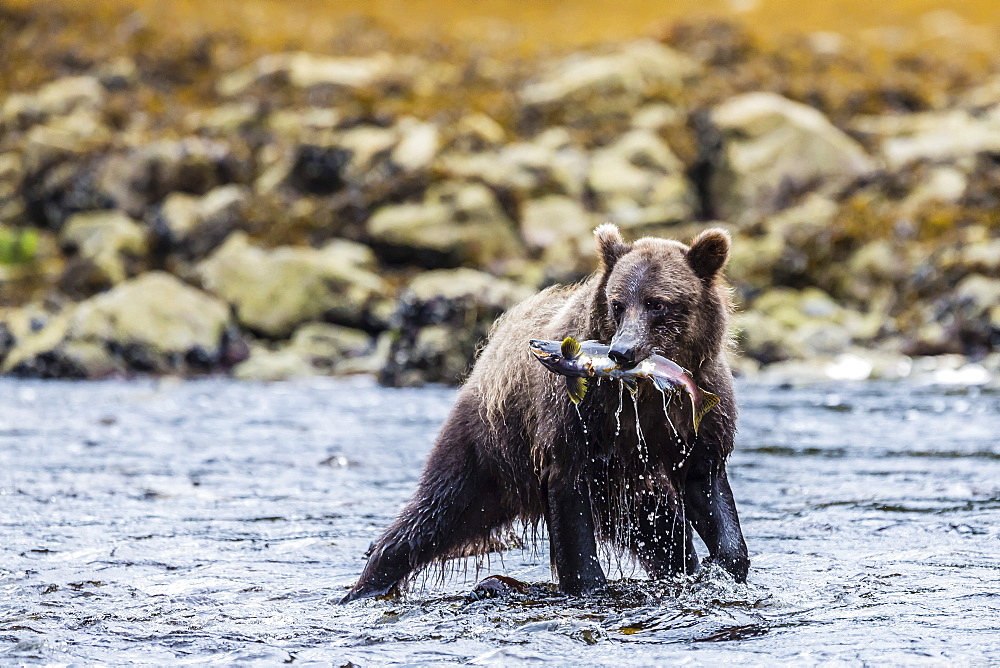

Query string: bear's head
[593,223,731,369]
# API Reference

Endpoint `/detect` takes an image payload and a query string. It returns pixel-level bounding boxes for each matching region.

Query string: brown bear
[341,224,748,602]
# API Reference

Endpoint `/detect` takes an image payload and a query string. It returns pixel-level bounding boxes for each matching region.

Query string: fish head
[529,338,586,375]
[528,338,567,371]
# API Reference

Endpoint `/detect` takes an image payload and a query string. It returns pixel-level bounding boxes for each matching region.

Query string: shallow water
[1,377,998,665]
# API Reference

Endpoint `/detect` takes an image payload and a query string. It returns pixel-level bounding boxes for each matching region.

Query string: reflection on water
[1,378,998,663]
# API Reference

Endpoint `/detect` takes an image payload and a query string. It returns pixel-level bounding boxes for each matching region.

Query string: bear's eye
[645,298,667,312]
[610,300,625,318]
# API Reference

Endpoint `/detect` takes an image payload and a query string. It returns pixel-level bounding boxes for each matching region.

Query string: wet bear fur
[342,224,749,601]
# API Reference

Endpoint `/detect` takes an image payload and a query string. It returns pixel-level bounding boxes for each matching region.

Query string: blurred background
[1,0,999,386]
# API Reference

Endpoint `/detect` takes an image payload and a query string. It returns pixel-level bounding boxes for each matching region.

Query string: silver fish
[528,337,720,433]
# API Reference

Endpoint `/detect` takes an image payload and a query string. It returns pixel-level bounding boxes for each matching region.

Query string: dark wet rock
[469,575,530,601]
[905,274,1000,357]
[196,232,388,338]
[0,321,13,365]
[256,119,437,215]
[97,138,249,218]
[233,322,373,381]
[2,272,237,378]
[379,268,532,387]
[367,181,523,270]
[154,184,249,259]
[58,210,147,296]
[288,144,352,195]
[709,92,874,224]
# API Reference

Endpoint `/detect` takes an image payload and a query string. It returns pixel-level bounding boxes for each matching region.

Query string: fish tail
[692,390,720,433]
[560,336,582,360]
[566,376,588,404]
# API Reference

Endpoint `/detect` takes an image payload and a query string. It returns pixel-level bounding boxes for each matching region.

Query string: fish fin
[560,336,581,360]
[622,377,639,395]
[691,390,720,434]
[652,374,680,394]
[566,376,588,404]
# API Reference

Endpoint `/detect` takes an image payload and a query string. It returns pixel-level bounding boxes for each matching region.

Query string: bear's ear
[594,223,629,270]
[687,228,731,282]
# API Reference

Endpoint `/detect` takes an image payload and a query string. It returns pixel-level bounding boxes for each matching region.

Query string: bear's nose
[609,346,637,368]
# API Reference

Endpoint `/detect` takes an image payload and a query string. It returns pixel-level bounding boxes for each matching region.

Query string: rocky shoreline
[1,8,998,386]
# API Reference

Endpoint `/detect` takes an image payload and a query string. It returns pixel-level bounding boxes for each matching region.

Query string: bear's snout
[609,328,643,368]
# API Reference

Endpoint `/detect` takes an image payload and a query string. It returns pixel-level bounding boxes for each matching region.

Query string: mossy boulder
[587,128,696,230]
[196,232,388,338]
[233,322,373,381]
[2,272,239,377]
[519,40,700,124]
[155,184,249,259]
[367,181,523,269]
[737,286,883,364]
[709,92,874,223]
[58,210,148,295]
[98,138,248,218]
[1,75,105,130]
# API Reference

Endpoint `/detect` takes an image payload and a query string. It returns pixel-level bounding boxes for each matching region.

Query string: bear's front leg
[543,471,606,595]
[684,464,749,582]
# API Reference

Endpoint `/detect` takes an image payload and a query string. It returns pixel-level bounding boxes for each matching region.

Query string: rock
[1,76,105,130]
[737,286,882,364]
[93,57,139,91]
[197,232,387,338]
[156,184,250,258]
[728,195,842,298]
[853,108,1000,169]
[952,239,1000,277]
[439,131,590,200]
[232,343,316,381]
[98,138,247,218]
[379,268,532,386]
[631,103,684,131]
[259,118,436,200]
[392,118,440,174]
[519,195,597,280]
[710,92,874,223]
[2,273,238,377]
[233,322,372,381]
[367,181,523,269]
[898,167,967,215]
[19,133,114,230]
[520,40,700,121]
[449,113,507,152]
[184,103,262,136]
[217,52,412,97]
[587,129,696,229]
[960,74,1000,109]
[841,239,911,302]
[0,321,14,365]
[58,210,148,295]
[0,152,23,200]
[947,275,1000,353]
